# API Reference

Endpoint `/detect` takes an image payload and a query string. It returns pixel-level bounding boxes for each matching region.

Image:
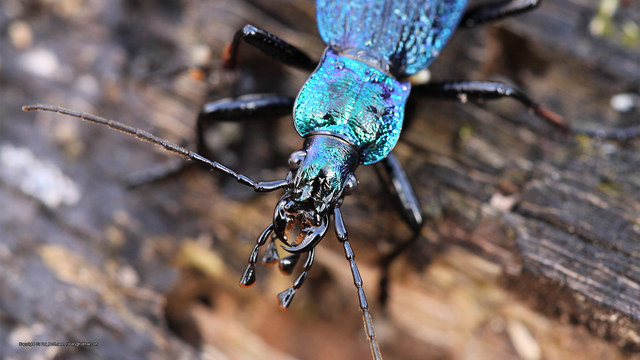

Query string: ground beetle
[24,1,578,358]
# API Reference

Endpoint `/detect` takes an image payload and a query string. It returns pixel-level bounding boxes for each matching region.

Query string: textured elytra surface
[2,0,639,359]
[317,0,467,76]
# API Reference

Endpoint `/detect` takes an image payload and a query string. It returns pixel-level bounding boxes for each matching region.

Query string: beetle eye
[288,150,306,169]
[343,173,358,195]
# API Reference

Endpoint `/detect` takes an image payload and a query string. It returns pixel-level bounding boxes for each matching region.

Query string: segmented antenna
[334,207,383,360]
[22,104,289,192]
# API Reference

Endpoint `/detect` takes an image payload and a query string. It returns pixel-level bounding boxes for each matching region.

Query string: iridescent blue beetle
[25,1,566,358]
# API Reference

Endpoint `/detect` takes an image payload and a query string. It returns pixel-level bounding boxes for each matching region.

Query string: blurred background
[1,0,639,359]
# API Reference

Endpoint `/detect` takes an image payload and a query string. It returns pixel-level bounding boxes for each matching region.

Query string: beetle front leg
[223,24,317,71]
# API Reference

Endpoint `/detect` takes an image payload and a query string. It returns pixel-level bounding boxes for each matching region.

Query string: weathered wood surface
[1,0,638,359]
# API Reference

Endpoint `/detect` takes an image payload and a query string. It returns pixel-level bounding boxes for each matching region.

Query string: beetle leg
[374,153,425,306]
[461,0,541,28]
[141,24,317,84]
[124,94,294,187]
[196,94,294,157]
[375,154,423,231]
[223,24,317,71]
[412,80,568,131]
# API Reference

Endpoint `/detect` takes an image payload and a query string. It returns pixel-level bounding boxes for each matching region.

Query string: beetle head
[273,135,359,252]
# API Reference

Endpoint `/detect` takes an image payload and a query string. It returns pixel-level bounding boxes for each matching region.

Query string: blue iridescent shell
[316,0,467,77]
[294,49,410,164]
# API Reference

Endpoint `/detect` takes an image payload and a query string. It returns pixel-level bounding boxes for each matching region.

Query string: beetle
[24,0,572,358]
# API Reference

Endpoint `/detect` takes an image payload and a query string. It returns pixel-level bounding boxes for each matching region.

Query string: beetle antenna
[334,207,382,360]
[22,104,289,192]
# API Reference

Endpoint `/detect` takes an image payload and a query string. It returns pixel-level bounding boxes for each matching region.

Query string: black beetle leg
[374,153,425,307]
[412,80,568,131]
[375,154,423,231]
[196,94,294,158]
[334,207,383,360]
[142,24,317,84]
[125,94,294,187]
[461,0,541,28]
[223,24,318,71]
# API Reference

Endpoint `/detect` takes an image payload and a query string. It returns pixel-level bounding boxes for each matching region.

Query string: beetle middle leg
[411,80,567,131]
[195,94,294,160]
[126,94,295,186]
[374,153,426,306]
[460,0,541,28]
